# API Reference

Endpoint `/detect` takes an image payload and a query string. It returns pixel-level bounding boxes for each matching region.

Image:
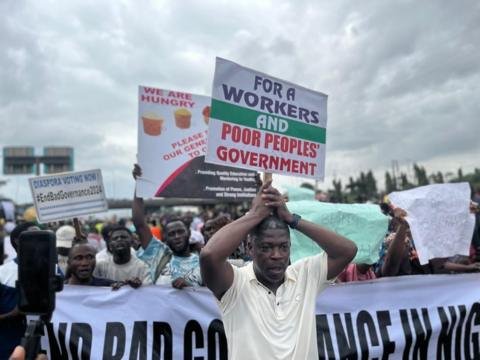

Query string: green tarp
[286,201,389,264]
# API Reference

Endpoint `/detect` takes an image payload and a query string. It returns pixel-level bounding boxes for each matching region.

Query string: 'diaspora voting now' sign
[29,169,108,223]
[205,57,328,180]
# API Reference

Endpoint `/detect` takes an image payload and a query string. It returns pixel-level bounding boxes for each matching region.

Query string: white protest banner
[205,58,328,180]
[29,169,107,223]
[42,274,480,359]
[388,182,476,264]
[137,86,258,199]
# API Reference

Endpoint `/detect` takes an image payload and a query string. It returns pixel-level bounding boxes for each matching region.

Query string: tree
[413,163,429,186]
[429,171,444,184]
[385,171,397,193]
[400,173,414,190]
[329,179,344,203]
[365,170,378,200]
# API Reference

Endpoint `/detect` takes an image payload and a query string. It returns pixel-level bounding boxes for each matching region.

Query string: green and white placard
[205,57,328,180]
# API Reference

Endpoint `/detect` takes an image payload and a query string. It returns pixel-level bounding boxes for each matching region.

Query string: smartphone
[17,230,57,315]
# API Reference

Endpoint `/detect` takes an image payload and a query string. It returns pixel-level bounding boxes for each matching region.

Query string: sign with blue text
[29,169,107,223]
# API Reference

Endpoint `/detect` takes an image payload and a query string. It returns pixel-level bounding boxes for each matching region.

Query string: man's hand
[467,262,480,272]
[111,278,142,290]
[133,164,142,180]
[172,277,189,289]
[260,185,293,223]
[127,278,142,289]
[111,281,126,290]
[392,207,407,220]
[10,346,47,360]
[249,180,274,220]
[470,201,479,214]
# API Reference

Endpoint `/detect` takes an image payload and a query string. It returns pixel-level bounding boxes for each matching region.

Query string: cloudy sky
[1,0,479,203]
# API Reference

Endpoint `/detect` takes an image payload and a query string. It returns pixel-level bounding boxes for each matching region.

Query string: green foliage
[324,166,479,203]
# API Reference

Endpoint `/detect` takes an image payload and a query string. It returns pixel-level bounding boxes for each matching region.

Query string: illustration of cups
[174,108,192,129]
[142,112,164,136]
[202,106,211,125]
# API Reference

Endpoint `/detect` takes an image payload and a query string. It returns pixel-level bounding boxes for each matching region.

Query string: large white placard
[137,86,258,200]
[388,182,475,264]
[42,274,480,359]
[29,169,107,223]
[205,57,328,180]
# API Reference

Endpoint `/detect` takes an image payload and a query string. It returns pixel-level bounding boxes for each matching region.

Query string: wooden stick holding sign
[263,172,272,184]
[73,218,86,242]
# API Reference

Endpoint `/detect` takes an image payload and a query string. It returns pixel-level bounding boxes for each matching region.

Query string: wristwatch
[287,213,301,229]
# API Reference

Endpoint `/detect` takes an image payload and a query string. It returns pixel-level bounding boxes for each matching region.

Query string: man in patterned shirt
[155,219,202,288]
[132,164,201,288]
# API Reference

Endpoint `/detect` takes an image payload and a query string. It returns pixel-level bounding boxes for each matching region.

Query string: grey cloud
[1,0,479,202]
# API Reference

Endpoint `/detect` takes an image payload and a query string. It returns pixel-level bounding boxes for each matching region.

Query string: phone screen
[18,230,56,314]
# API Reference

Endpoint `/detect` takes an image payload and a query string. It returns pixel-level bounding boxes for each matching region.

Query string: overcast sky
[1,0,479,203]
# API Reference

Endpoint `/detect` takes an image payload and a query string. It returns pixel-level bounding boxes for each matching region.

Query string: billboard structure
[3,146,74,175]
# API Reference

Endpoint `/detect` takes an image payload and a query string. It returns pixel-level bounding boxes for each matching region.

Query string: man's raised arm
[263,187,358,280]
[200,181,272,299]
[131,164,152,250]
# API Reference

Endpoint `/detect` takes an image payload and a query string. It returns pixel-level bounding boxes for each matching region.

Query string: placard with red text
[206,58,328,180]
[137,86,258,199]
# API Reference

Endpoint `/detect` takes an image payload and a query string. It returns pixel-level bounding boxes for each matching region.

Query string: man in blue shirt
[0,282,26,359]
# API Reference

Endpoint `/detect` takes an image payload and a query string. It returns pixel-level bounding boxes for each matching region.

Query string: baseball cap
[56,225,76,248]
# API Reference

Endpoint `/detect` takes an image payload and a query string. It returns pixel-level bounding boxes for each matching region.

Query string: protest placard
[29,169,107,223]
[205,57,328,180]
[137,86,258,199]
[286,201,388,264]
[388,182,475,264]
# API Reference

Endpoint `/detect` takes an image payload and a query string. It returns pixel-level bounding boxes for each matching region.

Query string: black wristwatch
[287,213,301,229]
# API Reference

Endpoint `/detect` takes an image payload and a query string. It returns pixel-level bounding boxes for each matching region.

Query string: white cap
[56,225,76,248]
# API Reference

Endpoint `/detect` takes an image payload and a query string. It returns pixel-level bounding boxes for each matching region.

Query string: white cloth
[2,235,16,263]
[0,260,18,287]
[220,252,329,360]
[94,256,152,284]
[189,230,204,245]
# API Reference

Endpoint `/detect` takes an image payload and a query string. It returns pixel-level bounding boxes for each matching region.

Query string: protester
[315,190,330,202]
[375,209,431,277]
[66,243,114,286]
[0,222,39,287]
[132,164,172,282]
[149,220,162,241]
[0,282,26,359]
[337,263,376,282]
[156,219,203,288]
[430,254,480,274]
[94,225,151,285]
[95,223,114,262]
[55,225,75,274]
[202,214,231,243]
[200,180,357,359]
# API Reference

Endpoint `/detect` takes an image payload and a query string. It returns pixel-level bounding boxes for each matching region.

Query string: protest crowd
[1,163,479,358]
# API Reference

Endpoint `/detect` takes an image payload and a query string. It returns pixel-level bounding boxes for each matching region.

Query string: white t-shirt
[2,236,16,263]
[96,247,136,262]
[0,260,18,287]
[94,256,152,284]
[220,252,329,360]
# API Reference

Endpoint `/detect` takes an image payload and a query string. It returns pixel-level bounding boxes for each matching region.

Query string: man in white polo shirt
[200,180,357,359]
